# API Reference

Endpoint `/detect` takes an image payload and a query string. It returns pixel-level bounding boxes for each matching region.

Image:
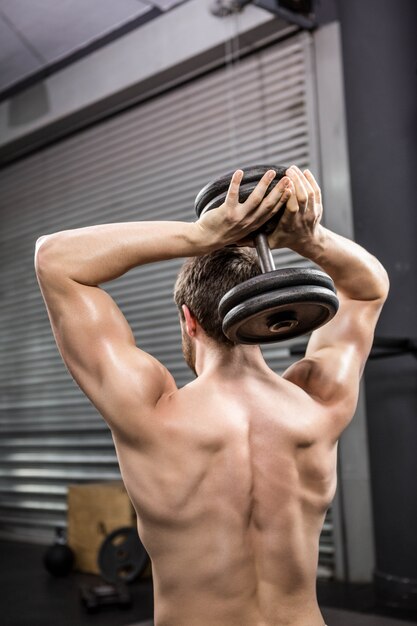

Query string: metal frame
[211,0,316,29]
[253,0,316,29]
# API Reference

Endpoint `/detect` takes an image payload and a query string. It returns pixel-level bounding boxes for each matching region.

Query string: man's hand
[268,165,323,253]
[195,169,291,249]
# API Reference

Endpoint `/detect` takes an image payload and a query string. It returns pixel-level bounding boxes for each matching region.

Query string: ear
[182,304,198,338]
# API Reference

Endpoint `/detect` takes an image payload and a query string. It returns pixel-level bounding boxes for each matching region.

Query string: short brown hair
[174,247,261,346]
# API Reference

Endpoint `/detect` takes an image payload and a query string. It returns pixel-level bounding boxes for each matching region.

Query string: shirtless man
[34,165,389,626]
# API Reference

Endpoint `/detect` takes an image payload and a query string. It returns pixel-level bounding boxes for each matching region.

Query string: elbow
[367,265,390,305]
[377,262,390,302]
[34,235,50,274]
[34,234,60,277]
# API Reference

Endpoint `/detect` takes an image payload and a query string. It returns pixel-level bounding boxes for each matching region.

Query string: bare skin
[34,166,389,626]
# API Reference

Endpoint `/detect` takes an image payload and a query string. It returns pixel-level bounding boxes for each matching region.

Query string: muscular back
[114,370,340,626]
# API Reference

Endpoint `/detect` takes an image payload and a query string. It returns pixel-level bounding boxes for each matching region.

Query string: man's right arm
[278,167,389,436]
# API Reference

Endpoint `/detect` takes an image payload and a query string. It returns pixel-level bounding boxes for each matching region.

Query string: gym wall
[0,30,340,578]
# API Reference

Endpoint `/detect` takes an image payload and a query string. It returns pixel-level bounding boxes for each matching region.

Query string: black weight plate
[219,268,337,320]
[222,285,339,344]
[98,527,148,584]
[194,164,287,218]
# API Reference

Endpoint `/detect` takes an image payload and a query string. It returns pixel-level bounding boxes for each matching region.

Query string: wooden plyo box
[67,481,136,575]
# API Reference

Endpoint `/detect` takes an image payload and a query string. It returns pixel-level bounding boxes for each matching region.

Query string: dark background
[318,0,417,587]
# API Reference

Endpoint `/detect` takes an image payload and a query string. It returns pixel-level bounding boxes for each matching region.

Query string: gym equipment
[194,164,339,344]
[98,526,149,584]
[43,526,74,577]
[290,336,417,360]
[365,336,417,360]
[79,526,149,614]
[80,582,132,613]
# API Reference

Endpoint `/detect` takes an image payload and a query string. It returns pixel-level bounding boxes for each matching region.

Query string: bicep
[37,273,174,436]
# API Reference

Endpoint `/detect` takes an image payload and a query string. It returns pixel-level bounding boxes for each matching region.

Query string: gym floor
[1,540,416,626]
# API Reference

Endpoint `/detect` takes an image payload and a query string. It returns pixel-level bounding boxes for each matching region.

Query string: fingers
[224,166,320,239]
[283,183,298,214]
[244,169,277,211]
[225,169,244,205]
[249,178,292,231]
[303,168,322,204]
[285,165,312,213]
[258,175,291,208]
[252,177,290,214]
[276,187,297,232]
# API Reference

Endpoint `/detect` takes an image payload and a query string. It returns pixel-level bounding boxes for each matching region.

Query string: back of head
[174,247,261,346]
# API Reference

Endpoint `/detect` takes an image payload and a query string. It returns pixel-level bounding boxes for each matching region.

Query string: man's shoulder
[282,358,321,396]
[283,354,358,415]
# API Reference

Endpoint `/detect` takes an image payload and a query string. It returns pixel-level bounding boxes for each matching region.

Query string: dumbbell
[194,164,339,344]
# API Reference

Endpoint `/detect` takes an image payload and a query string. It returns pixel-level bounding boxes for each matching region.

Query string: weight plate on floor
[98,527,148,584]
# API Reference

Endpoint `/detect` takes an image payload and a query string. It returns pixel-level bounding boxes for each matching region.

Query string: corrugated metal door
[0,32,334,577]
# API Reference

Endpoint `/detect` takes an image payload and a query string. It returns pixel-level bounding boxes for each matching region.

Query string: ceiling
[0,0,188,99]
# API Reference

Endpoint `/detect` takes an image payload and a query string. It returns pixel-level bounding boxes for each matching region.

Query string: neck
[194,341,269,378]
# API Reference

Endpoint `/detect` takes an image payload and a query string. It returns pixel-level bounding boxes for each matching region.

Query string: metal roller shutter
[0,31,334,577]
